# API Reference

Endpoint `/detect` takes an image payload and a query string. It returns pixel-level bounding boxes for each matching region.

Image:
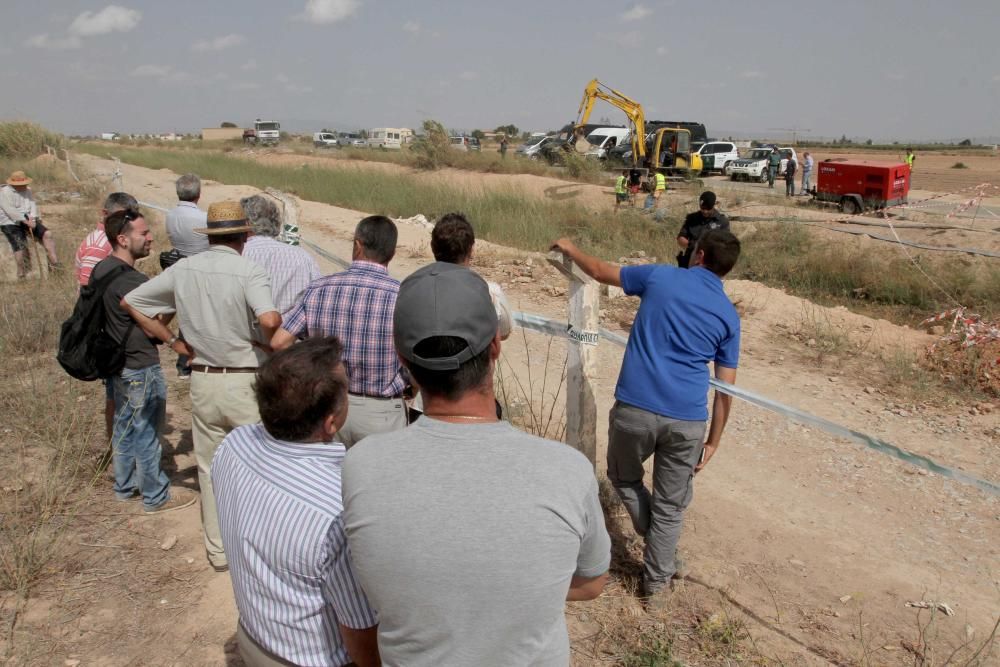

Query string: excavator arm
[575,79,646,162]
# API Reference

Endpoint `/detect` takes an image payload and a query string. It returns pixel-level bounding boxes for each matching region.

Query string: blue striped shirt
[212,424,377,667]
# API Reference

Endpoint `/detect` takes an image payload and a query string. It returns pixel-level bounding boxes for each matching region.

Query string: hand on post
[550,238,577,256]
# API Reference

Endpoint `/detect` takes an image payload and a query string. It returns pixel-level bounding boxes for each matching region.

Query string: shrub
[951,162,968,169]
[410,120,452,170]
[563,150,602,179]
[0,122,63,158]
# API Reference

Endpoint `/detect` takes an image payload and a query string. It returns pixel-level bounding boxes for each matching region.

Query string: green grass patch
[75,144,1000,324]
[74,143,642,254]
[735,222,1000,319]
[106,135,610,183]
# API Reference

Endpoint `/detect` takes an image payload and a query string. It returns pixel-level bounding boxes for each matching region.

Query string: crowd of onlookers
[14,167,744,665]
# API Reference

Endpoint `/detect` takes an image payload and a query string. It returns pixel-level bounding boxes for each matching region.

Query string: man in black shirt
[785,153,797,197]
[676,191,730,268]
[92,209,197,514]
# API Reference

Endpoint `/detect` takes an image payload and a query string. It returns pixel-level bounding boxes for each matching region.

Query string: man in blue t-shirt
[551,230,741,599]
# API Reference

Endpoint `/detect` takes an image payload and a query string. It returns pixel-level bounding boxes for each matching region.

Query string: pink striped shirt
[74,224,112,286]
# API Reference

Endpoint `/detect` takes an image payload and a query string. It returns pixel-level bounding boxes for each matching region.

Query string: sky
[2,0,998,142]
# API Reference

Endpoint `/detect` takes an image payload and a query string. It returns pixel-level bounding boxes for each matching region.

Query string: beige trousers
[190,371,259,568]
[237,624,297,667]
[337,394,407,448]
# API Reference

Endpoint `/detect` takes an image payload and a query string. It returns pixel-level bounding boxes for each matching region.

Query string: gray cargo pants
[607,401,706,595]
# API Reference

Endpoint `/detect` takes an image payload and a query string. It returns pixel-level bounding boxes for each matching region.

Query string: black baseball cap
[700,191,717,209]
[394,262,498,371]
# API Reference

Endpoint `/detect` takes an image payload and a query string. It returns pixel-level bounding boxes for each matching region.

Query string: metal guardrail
[137,199,999,497]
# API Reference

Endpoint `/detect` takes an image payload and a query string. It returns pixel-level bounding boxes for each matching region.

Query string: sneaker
[144,487,198,515]
[211,562,230,573]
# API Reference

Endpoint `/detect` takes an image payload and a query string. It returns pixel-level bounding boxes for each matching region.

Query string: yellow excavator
[575,79,647,164]
[574,79,702,176]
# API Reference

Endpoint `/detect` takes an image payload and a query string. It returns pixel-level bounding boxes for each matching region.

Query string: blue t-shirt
[617,265,740,421]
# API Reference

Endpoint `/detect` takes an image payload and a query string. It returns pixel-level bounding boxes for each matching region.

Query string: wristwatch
[165,335,179,347]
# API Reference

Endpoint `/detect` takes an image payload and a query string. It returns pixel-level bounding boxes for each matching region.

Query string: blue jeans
[112,365,170,509]
[801,168,812,192]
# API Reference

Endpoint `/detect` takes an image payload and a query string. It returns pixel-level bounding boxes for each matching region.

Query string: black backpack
[57,264,136,381]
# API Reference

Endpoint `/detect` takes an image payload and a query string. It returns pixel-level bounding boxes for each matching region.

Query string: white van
[367,128,403,150]
[584,127,630,159]
[312,132,339,148]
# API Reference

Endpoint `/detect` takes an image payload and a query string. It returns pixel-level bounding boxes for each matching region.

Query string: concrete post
[547,251,600,468]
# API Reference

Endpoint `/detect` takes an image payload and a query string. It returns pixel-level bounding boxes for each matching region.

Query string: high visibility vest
[905,153,915,168]
[615,176,627,194]
[655,173,666,191]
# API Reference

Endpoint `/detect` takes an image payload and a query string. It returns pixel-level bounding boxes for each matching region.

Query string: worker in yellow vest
[614,169,629,212]
[905,147,915,170]
[652,169,667,206]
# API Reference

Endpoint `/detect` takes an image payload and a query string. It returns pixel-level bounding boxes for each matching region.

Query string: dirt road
[22,154,996,665]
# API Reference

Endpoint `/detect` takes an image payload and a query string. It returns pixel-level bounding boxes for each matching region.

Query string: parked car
[728,146,797,182]
[696,141,740,174]
[449,136,481,152]
[516,135,553,160]
[339,133,366,147]
[584,127,630,159]
[313,132,340,148]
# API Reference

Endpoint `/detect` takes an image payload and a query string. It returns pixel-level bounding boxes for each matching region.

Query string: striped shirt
[212,423,377,667]
[74,224,112,286]
[282,261,405,397]
[243,235,321,316]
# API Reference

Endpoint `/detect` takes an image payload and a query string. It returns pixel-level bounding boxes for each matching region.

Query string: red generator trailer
[813,160,910,214]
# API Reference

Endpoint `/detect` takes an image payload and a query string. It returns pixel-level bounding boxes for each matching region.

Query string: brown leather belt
[189,365,257,374]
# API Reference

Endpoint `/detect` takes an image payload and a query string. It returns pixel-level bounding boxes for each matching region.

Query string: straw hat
[6,171,32,186]
[195,201,253,235]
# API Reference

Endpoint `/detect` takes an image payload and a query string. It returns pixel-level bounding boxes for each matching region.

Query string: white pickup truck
[728,146,796,182]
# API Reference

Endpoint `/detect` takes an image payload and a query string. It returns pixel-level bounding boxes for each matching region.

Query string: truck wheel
[840,197,860,215]
[722,162,732,176]
[758,171,768,183]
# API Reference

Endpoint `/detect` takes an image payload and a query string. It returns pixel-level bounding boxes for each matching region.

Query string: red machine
[814,160,910,214]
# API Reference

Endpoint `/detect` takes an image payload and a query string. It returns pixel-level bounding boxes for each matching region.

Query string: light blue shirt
[164,201,208,255]
[212,423,378,667]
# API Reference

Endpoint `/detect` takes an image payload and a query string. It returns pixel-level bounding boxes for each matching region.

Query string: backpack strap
[96,263,139,352]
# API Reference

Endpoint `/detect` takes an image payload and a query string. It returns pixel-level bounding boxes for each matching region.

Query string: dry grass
[496,330,568,442]
[0,122,62,158]
[0,146,116,661]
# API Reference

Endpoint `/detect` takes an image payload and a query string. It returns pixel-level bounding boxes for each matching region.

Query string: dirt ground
[3,154,997,665]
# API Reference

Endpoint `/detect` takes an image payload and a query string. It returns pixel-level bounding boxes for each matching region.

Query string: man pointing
[551,229,742,600]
